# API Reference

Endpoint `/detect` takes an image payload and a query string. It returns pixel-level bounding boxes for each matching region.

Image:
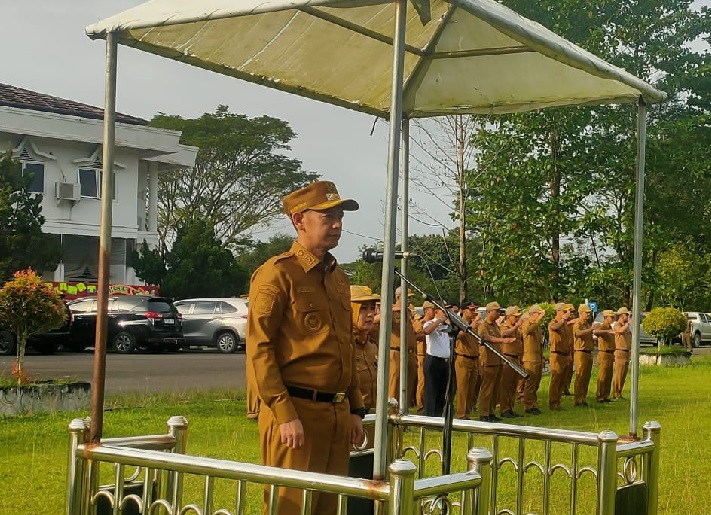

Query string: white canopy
[86,0,665,118]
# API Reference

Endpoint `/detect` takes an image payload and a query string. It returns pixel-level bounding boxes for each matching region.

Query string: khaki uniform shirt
[354,334,378,411]
[455,330,479,358]
[501,322,523,357]
[247,241,364,424]
[391,308,417,354]
[522,319,543,363]
[413,318,426,355]
[615,323,632,361]
[573,320,594,351]
[548,319,569,354]
[597,322,615,352]
[563,321,575,353]
[478,319,503,366]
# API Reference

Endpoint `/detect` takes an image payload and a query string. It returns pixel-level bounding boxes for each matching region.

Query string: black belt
[600,350,615,354]
[456,353,478,361]
[390,347,414,354]
[286,385,347,403]
[428,355,449,362]
[617,349,630,352]
[504,353,520,358]
[551,350,568,355]
[576,350,592,354]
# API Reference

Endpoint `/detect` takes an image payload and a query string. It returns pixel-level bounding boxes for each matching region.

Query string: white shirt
[424,319,451,358]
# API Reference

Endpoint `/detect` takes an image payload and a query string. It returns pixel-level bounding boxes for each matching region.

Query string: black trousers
[424,355,449,417]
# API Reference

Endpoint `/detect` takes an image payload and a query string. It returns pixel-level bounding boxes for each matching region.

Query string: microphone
[362,249,418,263]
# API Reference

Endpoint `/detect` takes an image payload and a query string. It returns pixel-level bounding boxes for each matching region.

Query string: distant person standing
[414,308,427,414]
[499,306,524,418]
[423,304,451,416]
[454,303,479,419]
[562,303,576,396]
[572,304,594,406]
[521,304,545,415]
[613,306,632,400]
[389,286,418,407]
[478,302,515,422]
[593,309,616,403]
[548,303,573,411]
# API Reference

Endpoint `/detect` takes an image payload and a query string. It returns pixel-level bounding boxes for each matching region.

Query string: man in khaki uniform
[247,181,364,515]
[572,304,594,406]
[389,286,418,407]
[499,306,524,418]
[613,306,632,400]
[593,309,616,403]
[246,357,260,421]
[454,303,479,419]
[548,303,573,411]
[478,302,516,422]
[521,305,545,415]
[562,303,576,396]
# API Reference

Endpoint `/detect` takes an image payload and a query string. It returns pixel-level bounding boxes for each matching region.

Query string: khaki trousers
[562,352,574,394]
[258,397,351,515]
[573,351,593,404]
[522,361,543,410]
[596,352,614,401]
[498,358,521,413]
[388,350,417,407]
[454,355,479,419]
[549,354,570,408]
[478,365,502,417]
[416,354,426,412]
[613,355,630,399]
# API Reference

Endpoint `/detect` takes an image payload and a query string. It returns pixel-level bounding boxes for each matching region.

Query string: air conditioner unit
[55,182,81,201]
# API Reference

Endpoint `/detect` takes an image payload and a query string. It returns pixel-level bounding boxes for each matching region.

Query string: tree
[234,234,294,278]
[0,152,62,282]
[150,106,318,250]
[0,269,66,384]
[642,307,687,346]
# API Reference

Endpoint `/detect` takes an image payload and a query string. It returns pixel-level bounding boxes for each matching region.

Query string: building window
[79,168,115,199]
[21,161,45,193]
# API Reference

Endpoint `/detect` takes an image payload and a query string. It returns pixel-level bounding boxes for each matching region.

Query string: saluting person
[389,286,418,407]
[613,307,632,400]
[548,303,573,411]
[478,302,516,422]
[453,303,479,419]
[247,181,364,515]
[521,305,545,415]
[572,304,594,406]
[499,306,524,418]
[593,310,616,403]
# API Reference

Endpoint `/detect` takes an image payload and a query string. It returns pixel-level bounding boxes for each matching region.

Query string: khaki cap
[617,306,630,315]
[422,301,435,309]
[486,301,501,311]
[350,285,380,302]
[578,303,592,313]
[505,305,522,316]
[554,303,565,312]
[602,309,616,317]
[564,303,575,311]
[395,286,414,297]
[528,304,544,314]
[283,181,359,215]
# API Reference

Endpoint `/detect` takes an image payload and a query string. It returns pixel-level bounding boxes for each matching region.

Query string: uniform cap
[578,304,592,313]
[486,301,501,311]
[528,304,544,314]
[395,286,414,297]
[617,306,630,315]
[564,303,575,311]
[283,181,359,215]
[350,285,380,302]
[464,301,478,309]
[602,309,616,317]
[554,303,565,312]
[505,305,522,316]
[422,301,435,309]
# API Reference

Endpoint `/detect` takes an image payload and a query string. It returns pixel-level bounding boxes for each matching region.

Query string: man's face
[424,307,434,320]
[620,313,629,324]
[486,309,499,322]
[580,310,590,321]
[293,207,344,251]
[461,307,473,322]
[356,301,376,331]
[604,315,614,324]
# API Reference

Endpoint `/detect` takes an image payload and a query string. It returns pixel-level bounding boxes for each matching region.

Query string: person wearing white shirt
[422,302,452,416]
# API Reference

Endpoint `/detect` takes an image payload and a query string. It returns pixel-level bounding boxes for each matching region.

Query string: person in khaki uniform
[499,306,524,418]
[477,302,516,422]
[593,309,616,403]
[247,181,364,515]
[521,305,545,415]
[246,357,261,421]
[413,312,427,414]
[388,286,418,407]
[548,303,573,411]
[613,306,632,400]
[351,285,379,449]
[454,303,480,419]
[572,304,594,406]
[562,303,576,396]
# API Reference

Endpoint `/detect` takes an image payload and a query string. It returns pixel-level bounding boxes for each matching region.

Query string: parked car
[66,295,184,353]
[0,301,73,355]
[593,311,657,346]
[683,312,711,347]
[173,298,248,353]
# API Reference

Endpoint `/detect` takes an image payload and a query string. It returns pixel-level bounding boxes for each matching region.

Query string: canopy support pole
[374,0,408,480]
[399,117,410,414]
[630,97,647,438]
[90,31,118,443]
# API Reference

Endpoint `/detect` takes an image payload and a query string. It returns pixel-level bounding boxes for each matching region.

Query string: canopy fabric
[86,0,665,118]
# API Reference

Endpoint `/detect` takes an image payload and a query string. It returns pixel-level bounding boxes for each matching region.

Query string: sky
[1,0,456,263]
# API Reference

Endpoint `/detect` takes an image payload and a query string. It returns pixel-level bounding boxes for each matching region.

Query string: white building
[0,83,197,288]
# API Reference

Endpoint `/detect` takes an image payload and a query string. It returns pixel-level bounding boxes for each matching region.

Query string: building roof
[0,82,147,126]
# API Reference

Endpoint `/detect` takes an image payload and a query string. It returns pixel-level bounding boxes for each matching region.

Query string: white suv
[173,298,248,353]
[684,312,711,347]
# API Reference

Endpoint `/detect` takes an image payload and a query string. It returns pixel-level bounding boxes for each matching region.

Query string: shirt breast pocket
[294,295,329,335]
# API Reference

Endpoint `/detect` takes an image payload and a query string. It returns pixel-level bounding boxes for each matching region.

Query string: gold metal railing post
[643,421,661,515]
[596,430,618,515]
[468,448,492,515]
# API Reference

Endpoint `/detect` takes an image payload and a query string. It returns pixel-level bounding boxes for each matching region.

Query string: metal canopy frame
[88,0,662,483]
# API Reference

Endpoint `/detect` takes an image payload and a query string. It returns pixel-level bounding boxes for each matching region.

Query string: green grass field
[1,356,710,514]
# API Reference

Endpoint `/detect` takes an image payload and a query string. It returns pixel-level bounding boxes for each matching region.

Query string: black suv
[66,295,184,353]
[0,301,73,355]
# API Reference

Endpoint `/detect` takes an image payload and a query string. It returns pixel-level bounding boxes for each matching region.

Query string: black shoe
[500,410,516,419]
[602,398,612,403]
[489,414,502,422]
[525,407,542,415]
[479,416,491,422]
[563,391,572,396]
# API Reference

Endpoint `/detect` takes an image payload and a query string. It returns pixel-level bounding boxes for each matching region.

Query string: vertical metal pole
[90,32,118,444]
[399,118,410,414]
[374,0,408,480]
[66,419,88,515]
[163,416,189,508]
[630,98,647,438]
[389,460,417,515]
[596,430,618,515]
[467,448,492,515]
[643,421,661,515]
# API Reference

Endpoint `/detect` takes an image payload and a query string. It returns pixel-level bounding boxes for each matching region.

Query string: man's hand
[350,415,364,445]
[279,419,305,449]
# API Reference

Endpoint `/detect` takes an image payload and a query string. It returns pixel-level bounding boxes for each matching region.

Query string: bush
[642,307,687,345]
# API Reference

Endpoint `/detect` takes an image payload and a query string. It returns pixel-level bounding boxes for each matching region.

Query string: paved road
[0,349,247,396]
